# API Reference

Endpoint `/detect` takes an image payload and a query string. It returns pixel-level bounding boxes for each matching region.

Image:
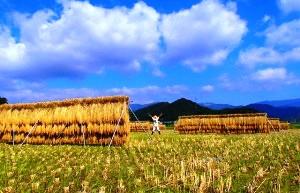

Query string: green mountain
[247,104,300,122]
[131,98,257,122]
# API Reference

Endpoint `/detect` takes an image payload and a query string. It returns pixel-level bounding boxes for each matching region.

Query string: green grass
[1,130,300,193]
[292,123,300,129]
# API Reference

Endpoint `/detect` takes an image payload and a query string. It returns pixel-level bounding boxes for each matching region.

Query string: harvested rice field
[1,130,299,193]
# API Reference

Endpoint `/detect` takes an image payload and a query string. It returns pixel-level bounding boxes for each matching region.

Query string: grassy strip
[292,123,300,129]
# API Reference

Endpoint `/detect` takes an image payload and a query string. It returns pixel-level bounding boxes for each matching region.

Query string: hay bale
[130,121,151,132]
[268,118,281,131]
[0,96,129,145]
[130,121,166,132]
[279,121,289,130]
[175,113,270,134]
[159,123,166,130]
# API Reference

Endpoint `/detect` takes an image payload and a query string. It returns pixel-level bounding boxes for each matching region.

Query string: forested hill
[131,98,257,122]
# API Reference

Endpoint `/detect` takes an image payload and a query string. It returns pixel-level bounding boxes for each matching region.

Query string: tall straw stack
[268,118,281,131]
[279,121,290,130]
[0,96,129,145]
[175,113,271,134]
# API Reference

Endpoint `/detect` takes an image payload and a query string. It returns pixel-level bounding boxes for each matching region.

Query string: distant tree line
[0,97,8,105]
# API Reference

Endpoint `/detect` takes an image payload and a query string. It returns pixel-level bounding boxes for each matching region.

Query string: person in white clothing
[151,114,161,135]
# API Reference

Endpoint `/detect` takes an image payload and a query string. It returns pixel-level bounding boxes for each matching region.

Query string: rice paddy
[1,129,299,193]
[0,97,299,192]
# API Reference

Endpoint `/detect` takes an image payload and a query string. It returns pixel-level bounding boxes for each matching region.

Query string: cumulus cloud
[238,19,300,68]
[226,3,300,91]
[0,1,161,79]
[278,0,300,13]
[236,23,300,89]
[0,0,247,79]
[226,1,237,12]
[266,19,300,48]
[160,0,247,71]
[0,27,26,71]
[0,0,248,102]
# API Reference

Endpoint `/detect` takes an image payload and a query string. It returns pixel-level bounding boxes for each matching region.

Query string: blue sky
[0,0,300,105]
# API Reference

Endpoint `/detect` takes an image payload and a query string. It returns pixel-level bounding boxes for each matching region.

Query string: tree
[0,97,8,105]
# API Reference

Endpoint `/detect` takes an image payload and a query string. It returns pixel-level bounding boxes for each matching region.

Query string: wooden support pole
[12,129,14,146]
[109,103,126,147]
[21,121,38,146]
[81,124,86,147]
[128,105,148,133]
[267,119,275,132]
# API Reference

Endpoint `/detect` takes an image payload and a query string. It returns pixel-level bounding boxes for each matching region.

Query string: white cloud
[233,13,300,91]
[233,20,300,89]
[285,47,300,60]
[1,83,188,104]
[238,19,300,68]
[201,85,214,92]
[250,67,300,87]
[238,20,300,68]
[262,15,271,23]
[0,1,161,78]
[238,46,300,68]
[0,0,250,103]
[218,68,300,91]
[226,1,237,12]
[160,0,247,71]
[252,68,287,81]
[107,86,160,96]
[0,27,26,71]
[238,47,283,68]
[107,85,187,97]
[266,19,300,48]
[278,0,300,13]
[0,0,247,79]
